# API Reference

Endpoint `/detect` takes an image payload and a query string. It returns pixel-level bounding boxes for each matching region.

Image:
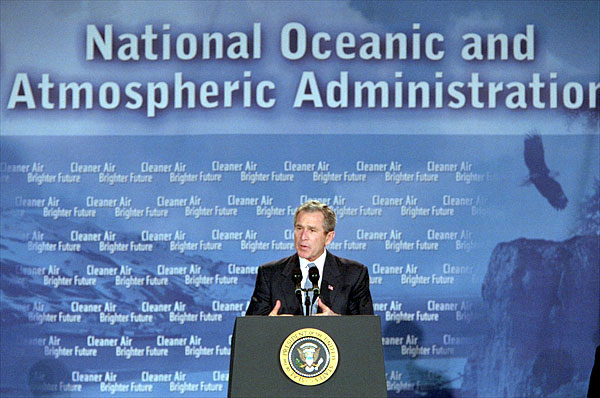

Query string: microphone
[308,265,320,305]
[292,267,302,301]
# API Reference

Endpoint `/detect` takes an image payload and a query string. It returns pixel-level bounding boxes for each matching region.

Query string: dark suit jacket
[245,251,374,315]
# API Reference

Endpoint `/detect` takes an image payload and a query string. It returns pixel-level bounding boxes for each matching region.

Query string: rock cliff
[463,236,599,397]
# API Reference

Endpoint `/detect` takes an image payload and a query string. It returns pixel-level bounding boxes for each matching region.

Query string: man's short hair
[294,200,337,233]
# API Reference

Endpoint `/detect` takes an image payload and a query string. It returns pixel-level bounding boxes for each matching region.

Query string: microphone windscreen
[308,266,319,284]
[292,267,302,285]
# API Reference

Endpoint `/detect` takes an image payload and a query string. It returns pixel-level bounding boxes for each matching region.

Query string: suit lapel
[320,251,341,310]
[279,254,303,315]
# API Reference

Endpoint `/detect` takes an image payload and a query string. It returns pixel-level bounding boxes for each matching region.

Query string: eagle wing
[297,348,306,362]
[532,175,568,210]
[524,133,550,178]
[523,133,568,210]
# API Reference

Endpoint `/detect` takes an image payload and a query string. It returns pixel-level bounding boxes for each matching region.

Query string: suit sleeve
[347,265,374,315]
[245,266,273,316]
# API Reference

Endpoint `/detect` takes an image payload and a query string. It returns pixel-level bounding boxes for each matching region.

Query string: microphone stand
[300,287,319,316]
[291,268,303,314]
[304,289,312,316]
[311,287,320,307]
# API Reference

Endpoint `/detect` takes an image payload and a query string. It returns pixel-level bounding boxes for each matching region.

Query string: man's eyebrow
[295,223,319,229]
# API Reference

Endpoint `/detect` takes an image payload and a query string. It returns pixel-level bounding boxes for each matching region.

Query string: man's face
[294,211,335,261]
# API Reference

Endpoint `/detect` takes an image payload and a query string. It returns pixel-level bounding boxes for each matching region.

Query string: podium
[228,315,387,397]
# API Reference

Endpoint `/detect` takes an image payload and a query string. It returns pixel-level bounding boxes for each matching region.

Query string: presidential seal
[279,328,339,386]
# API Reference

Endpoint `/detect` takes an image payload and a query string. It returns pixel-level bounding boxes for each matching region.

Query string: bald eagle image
[523,133,568,210]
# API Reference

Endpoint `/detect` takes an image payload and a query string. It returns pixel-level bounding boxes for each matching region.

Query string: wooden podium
[228,316,387,397]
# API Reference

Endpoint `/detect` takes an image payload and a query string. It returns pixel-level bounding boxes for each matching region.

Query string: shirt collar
[299,249,327,287]
[299,249,327,270]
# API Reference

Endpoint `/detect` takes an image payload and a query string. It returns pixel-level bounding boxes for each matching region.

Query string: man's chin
[297,249,310,259]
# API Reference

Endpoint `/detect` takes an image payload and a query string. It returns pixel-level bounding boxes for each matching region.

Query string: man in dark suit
[246,200,374,316]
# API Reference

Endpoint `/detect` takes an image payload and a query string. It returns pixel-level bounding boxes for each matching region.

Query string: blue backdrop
[1,1,598,397]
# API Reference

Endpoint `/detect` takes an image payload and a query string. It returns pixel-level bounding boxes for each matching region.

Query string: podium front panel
[228,315,386,397]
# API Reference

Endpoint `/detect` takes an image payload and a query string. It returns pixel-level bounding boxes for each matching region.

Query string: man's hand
[268,300,293,316]
[314,298,339,316]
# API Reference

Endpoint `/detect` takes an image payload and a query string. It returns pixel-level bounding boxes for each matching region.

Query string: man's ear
[325,230,335,245]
